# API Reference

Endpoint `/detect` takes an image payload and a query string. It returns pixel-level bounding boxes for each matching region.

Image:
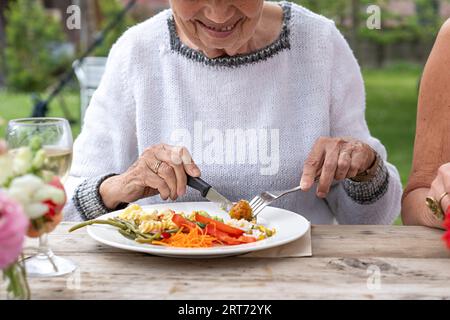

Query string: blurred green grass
[0,90,81,138]
[363,64,421,188]
[0,64,422,224]
[363,64,422,225]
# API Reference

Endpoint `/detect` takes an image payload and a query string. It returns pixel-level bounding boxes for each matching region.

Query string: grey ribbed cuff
[73,174,126,221]
[343,158,390,205]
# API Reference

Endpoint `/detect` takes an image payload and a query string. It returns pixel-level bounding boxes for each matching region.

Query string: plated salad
[69,201,276,248]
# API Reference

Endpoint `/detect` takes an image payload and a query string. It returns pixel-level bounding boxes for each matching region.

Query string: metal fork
[250,177,320,217]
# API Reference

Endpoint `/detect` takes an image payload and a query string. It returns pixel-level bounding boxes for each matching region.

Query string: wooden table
[2,223,450,300]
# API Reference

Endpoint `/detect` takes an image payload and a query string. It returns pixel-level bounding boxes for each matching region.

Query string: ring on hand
[439,192,449,209]
[152,160,163,175]
[425,196,444,220]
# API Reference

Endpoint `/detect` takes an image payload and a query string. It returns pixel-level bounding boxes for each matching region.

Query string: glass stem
[38,233,58,272]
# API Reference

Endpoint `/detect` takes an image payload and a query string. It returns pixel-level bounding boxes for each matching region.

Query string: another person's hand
[427,163,450,217]
[100,144,201,209]
[300,137,377,198]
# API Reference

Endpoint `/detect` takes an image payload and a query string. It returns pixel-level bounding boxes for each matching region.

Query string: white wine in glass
[6,118,77,277]
[42,147,73,182]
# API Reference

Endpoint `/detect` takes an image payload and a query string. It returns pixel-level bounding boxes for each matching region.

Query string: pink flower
[0,191,29,269]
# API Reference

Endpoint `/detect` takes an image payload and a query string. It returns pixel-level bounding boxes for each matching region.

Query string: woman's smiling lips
[196,18,242,39]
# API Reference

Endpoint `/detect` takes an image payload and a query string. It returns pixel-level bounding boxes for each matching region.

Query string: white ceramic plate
[87,202,310,258]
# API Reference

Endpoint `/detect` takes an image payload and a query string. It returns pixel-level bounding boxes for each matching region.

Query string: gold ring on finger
[439,192,449,210]
[425,196,444,220]
[152,160,163,175]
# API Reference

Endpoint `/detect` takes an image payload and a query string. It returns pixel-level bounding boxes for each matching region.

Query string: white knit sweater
[64,2,402,224]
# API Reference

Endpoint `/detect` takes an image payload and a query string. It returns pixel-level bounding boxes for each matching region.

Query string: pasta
[139,219,177,233]
[119,204,149,224]
[120,205,177,234]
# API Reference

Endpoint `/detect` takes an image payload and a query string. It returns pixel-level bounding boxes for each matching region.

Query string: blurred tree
[5,0,69,91]
[296,0,449,66]
[295,0,350,25]
[0,0,7,86]
[358,0,446,66]
[294,0,360,53]
[73,0,102,52]
[93,0,138,56]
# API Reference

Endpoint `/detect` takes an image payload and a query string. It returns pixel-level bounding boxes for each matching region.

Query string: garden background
[1,0,449,224]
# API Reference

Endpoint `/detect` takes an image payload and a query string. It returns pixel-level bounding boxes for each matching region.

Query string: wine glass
[6,118,77,277]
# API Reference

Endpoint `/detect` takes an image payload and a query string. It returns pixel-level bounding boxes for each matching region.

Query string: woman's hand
[427,163,450,216]
[100,144,201,209]
[300,137,376,198]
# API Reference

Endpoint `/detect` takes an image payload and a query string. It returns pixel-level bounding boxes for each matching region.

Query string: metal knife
[187,176,234,212]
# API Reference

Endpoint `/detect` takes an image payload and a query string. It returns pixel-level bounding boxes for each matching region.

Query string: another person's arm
[402,20,450,229]
[300,23,402,224]
[0,140,6,155]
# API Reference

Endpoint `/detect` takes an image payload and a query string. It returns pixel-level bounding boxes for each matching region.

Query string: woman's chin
[199,40,240,58]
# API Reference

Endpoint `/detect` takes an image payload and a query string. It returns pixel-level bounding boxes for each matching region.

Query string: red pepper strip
[205,224,256,246]
[205,224,242,245]
[236,235,257,243]
[195,214,244,237]
[172,214,197,232]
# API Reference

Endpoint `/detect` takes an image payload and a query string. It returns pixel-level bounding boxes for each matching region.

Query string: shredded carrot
[156,226,218,248]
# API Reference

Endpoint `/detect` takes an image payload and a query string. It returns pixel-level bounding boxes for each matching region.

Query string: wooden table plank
[1,223,449,300]
[3,255,450,300]
[311,225,450,259]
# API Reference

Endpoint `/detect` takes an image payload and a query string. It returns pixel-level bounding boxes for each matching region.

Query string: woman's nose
[204,0,236,24]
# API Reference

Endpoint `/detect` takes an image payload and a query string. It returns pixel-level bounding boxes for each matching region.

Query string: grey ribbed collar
[167,2,292,68]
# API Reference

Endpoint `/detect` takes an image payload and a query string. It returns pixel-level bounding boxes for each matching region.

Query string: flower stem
[3,261,30,300]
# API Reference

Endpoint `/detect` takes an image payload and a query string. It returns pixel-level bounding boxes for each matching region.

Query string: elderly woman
[64,0,402,224]
[402,20,450,228]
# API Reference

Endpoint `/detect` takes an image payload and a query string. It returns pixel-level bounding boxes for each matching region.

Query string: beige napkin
[241,224,312,258]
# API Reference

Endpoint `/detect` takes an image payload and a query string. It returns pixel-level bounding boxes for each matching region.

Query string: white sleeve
[63,38,138,221]
[324,23,402,225]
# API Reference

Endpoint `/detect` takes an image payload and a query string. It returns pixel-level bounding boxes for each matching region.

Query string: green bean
[71,216,165,245]
[135,239,155,244]
[135,232,155,240]
[111,217,156,239]
[69,220,126,233]
[116,219,140,233]
[136,233,154,240]
[118,229,136,240]
[107,218,127,228]
[136,233,161,244]
[118,219,155,239]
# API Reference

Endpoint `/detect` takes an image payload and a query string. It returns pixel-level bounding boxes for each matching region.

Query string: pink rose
[0,191,29,269]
